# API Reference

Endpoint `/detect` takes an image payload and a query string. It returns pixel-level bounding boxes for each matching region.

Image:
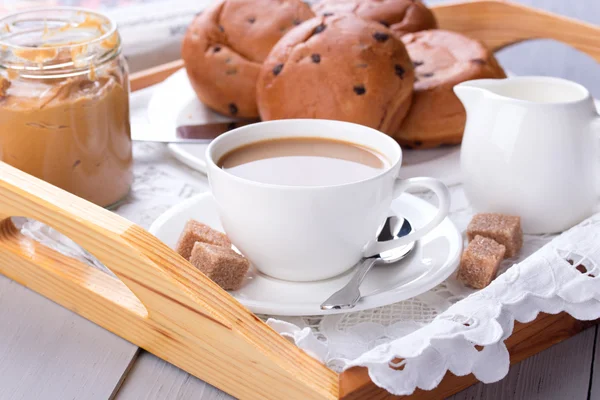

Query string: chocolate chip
[395,64,405,78]
[379,20,390,27]
[414,141,423,146]
[272,63,284,76]
[421,72,434,78]
[311,54,321,63]
[313,24,326,35]
[353,85,366,95]
[72,160,81,168]
[471,58,486,65]
[227,122,237,131]
[292,18,301,26]
[229,103,238,115]
[218,25,224,32]
[248,17,256,23]
[213,46,221,53]
[373,32,389,42]
[323,12,334,17]
[412,60,424,67]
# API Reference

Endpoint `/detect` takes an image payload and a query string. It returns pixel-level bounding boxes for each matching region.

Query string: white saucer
[149,192,462,316]
[146,69,462,186]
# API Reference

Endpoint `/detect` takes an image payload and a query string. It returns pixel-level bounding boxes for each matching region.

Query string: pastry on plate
[312,0,437,36]
[256,14,415,136]
[182,0,314,118]
[395,29,506,148]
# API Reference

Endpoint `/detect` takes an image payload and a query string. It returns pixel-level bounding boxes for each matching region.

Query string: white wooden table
[1,1,599,399]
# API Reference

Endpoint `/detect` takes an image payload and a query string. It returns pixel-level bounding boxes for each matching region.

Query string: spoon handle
[320,258,378,310]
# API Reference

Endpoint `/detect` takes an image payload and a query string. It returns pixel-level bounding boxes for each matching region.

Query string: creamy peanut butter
[0,72,132,207]
[0,8,132,207]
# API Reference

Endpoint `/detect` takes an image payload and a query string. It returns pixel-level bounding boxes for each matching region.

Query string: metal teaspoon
[320,216,415,310]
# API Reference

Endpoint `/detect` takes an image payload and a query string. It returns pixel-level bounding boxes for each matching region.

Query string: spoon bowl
[377,217,415,263]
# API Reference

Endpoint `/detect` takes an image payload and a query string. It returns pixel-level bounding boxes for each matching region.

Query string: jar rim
[0,7,119,72]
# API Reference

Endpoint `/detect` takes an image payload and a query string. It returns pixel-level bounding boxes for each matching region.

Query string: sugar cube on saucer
[189,242,250,291]
[467,213,523,258]
[175,219,232,260]
[458,235,505,289]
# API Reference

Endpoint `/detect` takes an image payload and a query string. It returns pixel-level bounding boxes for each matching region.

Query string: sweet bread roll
[182,0,314,118]
[256,14,415,135]
[395,30,506,148]
[312,0,437,36]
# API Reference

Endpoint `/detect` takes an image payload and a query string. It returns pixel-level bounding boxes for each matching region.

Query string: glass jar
[0,8,132,208]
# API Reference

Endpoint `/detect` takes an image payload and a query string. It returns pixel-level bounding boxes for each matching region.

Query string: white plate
[149,192,462,316]
[147,68,462,186]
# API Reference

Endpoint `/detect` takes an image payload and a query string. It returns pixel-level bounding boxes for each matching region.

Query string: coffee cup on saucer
[206,119,451,281]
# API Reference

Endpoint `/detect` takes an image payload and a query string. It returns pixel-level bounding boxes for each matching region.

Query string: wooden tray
[1,1,599,399]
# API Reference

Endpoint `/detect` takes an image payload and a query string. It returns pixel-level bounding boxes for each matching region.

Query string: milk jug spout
[453,79,500,113]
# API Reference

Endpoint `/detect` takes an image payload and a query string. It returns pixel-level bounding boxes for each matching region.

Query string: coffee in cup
[218,137,390,186]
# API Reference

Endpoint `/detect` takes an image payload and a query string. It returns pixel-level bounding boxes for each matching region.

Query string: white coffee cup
[206,119,450,281]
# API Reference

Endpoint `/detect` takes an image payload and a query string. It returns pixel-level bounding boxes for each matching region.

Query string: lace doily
[12,88,600,396]
[266,211,600,395]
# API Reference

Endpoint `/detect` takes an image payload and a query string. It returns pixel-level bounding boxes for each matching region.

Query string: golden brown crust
[256,14,415,135]
[312,0,437,36]
[395,30,506,148]
[181,0,314,118]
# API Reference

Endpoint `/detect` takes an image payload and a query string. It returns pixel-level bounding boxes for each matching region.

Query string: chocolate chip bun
[312,0,437,36]
[395,30,506,148]
[182,0,314,118]
[256,14,415,135]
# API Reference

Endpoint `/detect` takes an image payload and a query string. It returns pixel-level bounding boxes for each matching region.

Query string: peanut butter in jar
[0,8,132,208]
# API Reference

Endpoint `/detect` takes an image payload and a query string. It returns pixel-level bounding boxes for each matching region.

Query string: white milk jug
[455,76,600,234]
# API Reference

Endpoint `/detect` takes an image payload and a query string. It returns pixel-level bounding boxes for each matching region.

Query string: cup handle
[363,177,451,257]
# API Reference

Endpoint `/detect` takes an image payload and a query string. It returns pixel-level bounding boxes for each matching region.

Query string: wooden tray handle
[0,161,226,326]
[434,0,600,62]
[0,162,338,400]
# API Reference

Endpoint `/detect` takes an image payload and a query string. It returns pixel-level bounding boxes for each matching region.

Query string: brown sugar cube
[175,219,232,260]
[458,235,505,289]
[467,213,523,258]
[189,242,250,291]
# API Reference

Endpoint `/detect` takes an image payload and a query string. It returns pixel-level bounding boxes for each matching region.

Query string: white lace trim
[267,213,600,395]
